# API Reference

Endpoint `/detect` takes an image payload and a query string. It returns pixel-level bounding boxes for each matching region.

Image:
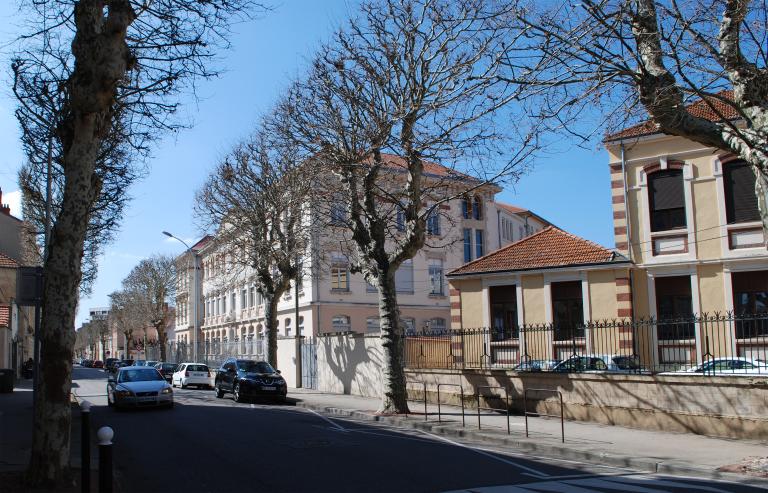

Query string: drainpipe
[496,209,502,249]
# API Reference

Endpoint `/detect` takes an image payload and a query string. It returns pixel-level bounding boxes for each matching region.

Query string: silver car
[107,366,174,409]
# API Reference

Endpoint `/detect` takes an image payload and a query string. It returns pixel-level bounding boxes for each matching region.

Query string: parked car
[134,360,148,366]
[552,354,647,374]
[107,366,173,410]
[104,358,120,372]
[81,359,93,368]
[145,361,159,368]
[666,357,768,376]
[513,359,560,372]
[172,363,213,389]
[154,362,178,382]
[215,358,287,403]
[92,360,104,369]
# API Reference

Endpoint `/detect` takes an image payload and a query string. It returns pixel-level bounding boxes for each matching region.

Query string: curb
[293,400,768,485]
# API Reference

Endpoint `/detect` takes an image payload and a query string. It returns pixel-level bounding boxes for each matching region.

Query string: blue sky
[0,1,612,327]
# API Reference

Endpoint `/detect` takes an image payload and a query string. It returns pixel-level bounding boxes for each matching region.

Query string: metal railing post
[80,401,91,493]
[97,427,114,493]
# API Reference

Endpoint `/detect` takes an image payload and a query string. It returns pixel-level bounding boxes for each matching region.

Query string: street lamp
[163,231,199,363]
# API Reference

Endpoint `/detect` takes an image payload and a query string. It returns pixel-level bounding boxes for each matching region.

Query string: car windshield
[239,361,275,373]
[118,369,164,383]
[187,364,208,372]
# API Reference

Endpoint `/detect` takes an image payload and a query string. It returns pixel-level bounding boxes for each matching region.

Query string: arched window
[724,160,760,224]
[473,196,482,220]
[648,169,686,231]
[332,315,351,332]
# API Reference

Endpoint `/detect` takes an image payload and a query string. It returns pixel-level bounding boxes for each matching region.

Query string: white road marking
[303,408,348,432]
[415,429,551,479]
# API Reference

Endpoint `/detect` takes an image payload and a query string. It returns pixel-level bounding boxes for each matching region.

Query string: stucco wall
[698,264,726,313]
[458,280,483,328]
[587,270,618,320]
[316,334,383,397]
[404,369,768,440]
[276,337,299,388]
[521,274,545,324]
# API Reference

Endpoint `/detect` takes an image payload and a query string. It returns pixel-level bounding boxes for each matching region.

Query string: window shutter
[650,170,684,211]
[725,162,760,223]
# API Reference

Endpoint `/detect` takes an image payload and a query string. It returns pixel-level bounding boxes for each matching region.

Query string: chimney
[0,188,10,216]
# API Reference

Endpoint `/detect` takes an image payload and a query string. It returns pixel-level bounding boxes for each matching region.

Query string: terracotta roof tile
[0,306,9,328]
[604,90,740,142]
[448,226,627,276]
[374,153,475,181]
[496,202,527,214]
[0,252,18,268]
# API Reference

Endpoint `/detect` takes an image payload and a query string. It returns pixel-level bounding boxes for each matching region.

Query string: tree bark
[263,294,279,367]
[376,272,409,414]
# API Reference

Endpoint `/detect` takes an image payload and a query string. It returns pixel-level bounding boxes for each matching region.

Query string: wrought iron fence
[144,338,267,368]
[404,312,768,375]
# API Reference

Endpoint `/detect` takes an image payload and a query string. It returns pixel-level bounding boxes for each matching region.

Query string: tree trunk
[157,325,167,361]
[377,272,410,414]
[28,119,101,487]
[263,294,279,368]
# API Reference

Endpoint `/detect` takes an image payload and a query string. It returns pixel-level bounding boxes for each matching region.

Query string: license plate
[140,397,156,402]
[192,373,206,377]
[261,386,276,391]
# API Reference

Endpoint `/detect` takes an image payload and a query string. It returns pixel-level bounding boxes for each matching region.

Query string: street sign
[16,266,44,306]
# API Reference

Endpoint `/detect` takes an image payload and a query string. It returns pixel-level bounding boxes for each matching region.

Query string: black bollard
[80,401,91,493]
[97,427,114,493]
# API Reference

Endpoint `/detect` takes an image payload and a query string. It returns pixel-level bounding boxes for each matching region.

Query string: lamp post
[163,231,199,363]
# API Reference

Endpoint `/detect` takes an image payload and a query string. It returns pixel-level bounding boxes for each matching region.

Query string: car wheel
[233,383,242,403]
[215,385,224,399]
[107,394,113,407]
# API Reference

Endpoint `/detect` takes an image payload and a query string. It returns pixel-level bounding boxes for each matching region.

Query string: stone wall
[404,369,768,440]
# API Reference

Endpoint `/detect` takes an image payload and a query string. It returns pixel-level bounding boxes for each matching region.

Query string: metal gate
[301,337,318,389]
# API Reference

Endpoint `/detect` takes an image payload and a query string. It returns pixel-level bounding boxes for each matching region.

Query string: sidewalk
[0,379,95,491]
[288,387,768,482]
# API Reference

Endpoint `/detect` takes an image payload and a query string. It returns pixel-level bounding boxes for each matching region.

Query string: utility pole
[294,260,302,388]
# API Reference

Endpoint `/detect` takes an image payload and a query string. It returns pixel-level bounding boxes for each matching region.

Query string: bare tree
[501,0,768,227]
[122,256,176,361]
[10,1,266,485]
[282,0,536,413]
[108,289,145,359]
[195,119,318,367]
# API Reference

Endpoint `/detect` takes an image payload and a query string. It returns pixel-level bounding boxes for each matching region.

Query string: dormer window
[648,169,686,232]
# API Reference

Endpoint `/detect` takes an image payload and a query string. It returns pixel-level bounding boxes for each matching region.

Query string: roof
[604,90,740,142]
[0,306,9,328]
[448,226,628,276]
[0,252,19,268]
[191,235,213,251]
[373,153,483,184]
[496,202,552,227]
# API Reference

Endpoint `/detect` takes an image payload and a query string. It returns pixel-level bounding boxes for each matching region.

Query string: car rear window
[187,365,209,372]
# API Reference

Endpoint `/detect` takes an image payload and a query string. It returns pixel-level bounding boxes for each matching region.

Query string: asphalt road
[71,366,765,493]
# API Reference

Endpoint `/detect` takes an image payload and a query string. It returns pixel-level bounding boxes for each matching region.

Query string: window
[366,317,380,333]
[463,228,472,262]
[490,285,517,340]
[395,260,414,293]
[230,292,236,313]
[724,161,760,224]
[332,315,351,332]
[732,270,768,339]
[649,169,686,231]
[402,317,416,335]
[241,289,246,310]
[475,229,484,258]
[298,316,304,335]
[248,286,255,307]
[461,196,471,219]
[519,226,524,240]
[426,209,441,235]
[429,317,446,331]
[330,254,350,291]
[655,276,694,340]
[330,198,346,225]
[285,318,292,337]
[473,196,482,220]
[222,295,226,314]
[396,204,406,232]
[551,281,584,341]
[428,259,444,295]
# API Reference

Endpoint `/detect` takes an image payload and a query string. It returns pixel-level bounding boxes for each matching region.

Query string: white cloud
[2,190,22,219]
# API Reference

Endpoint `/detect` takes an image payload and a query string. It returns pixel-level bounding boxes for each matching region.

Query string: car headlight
[161,387,172,394]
